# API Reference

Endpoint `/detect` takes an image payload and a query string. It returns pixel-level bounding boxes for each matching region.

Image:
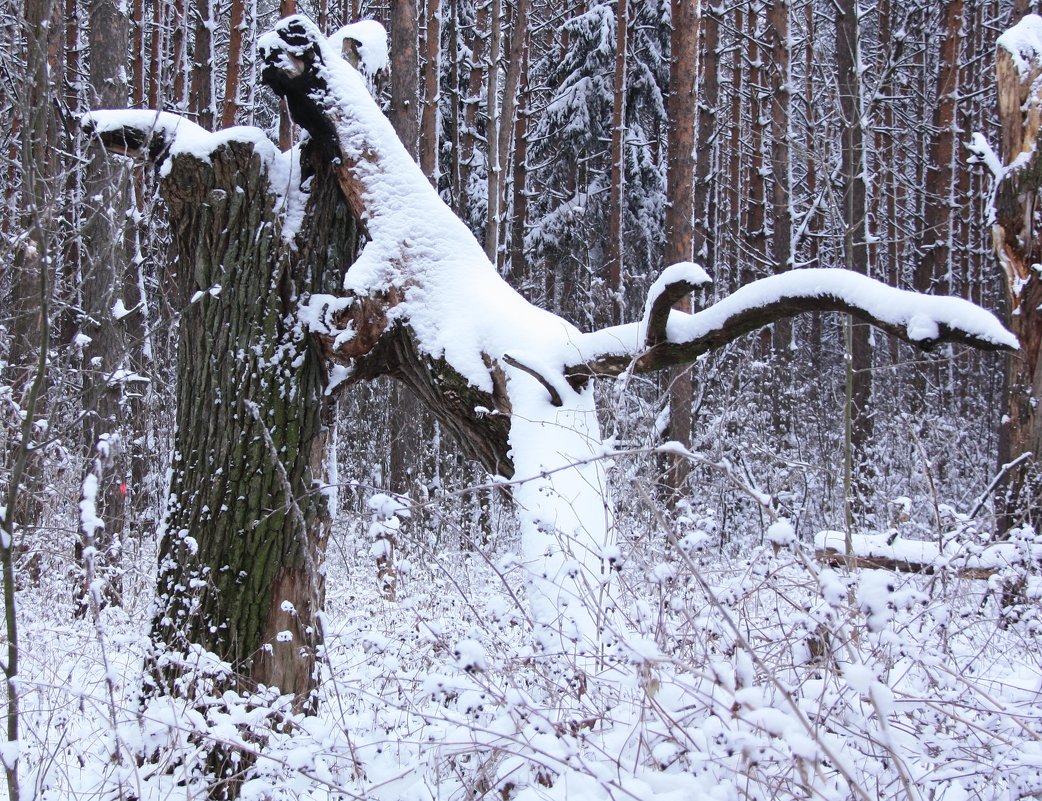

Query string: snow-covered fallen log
[813,530,1033,580]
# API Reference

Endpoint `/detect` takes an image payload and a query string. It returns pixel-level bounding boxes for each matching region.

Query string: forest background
[3,0,1042,799]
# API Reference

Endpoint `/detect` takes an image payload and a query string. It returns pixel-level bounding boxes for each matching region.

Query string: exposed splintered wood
[991,16,1042,531]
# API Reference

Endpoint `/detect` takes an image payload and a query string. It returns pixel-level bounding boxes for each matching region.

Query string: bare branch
[502,355,563,407]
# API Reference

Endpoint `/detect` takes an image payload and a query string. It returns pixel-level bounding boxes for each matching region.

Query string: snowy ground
[12,484,1042,801]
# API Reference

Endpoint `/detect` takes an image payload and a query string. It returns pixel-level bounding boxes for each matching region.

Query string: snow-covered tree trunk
[83,113,357,708]
[85,13,1016,710]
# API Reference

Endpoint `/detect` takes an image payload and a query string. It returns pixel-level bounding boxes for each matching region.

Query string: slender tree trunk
[189,0,216,129]
[509,40,529,285]
[916,0,963,296]
[463,1,489,225]
[483,0,502,262]
[606,0,627,324]
[496,0,528,274]
[131,0,145,107]
[388,0,430,506]
[223,0,247,128]
[420,0,441,181]
[747,3,766,271]
[279,0,298,149]
[79,0,132,605]
[728,4,744,287]
[391,0,420,158]
[693,4,719,266]
[767,0,793,430]
[446,0,462,212]
[835,0,875,523]
[172,0,187,108]
[663,0,698,496]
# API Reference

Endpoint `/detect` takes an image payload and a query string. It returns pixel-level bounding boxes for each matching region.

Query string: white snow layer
[998,14,1042,79]
[262,16,617,650]
[574,268,1017,365]
[328,19,389,76]
[81,109,307,240]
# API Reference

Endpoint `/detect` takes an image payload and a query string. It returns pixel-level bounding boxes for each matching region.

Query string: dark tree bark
[78,0,134,606]
[916,0,963,296]
[145,139,353,710]
[189,0,215,128]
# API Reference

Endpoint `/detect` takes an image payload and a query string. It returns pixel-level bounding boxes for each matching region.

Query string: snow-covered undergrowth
[13,476,1042,801]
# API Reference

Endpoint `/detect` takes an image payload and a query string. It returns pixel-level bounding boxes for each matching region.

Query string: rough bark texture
[148,139,354,709]
[79,0,133,601]
[993,43,1042,532]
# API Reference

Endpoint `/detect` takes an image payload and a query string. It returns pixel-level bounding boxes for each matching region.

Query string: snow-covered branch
[566,268,1017,381]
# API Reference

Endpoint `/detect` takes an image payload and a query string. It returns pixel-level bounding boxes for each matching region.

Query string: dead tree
[991,14,1042,532]
[84,15,1015,710]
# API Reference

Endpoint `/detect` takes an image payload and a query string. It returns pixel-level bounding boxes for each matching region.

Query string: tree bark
[606,0,627,324]
[189,0,215,128]
[223,0,247,128]
[767,0,793,430]
[693,4,719,266]
[420,0,441,180]
[835,0,875,523]
[483,0,503,263]
[132,136,355,711]
[916,0,963,296]
[79,0,132,604]
[992,27,1042,532]
[390,0,420,158]
[662,0,698,497]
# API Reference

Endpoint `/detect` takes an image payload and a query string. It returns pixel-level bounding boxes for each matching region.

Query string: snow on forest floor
[11,502,1042,801]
